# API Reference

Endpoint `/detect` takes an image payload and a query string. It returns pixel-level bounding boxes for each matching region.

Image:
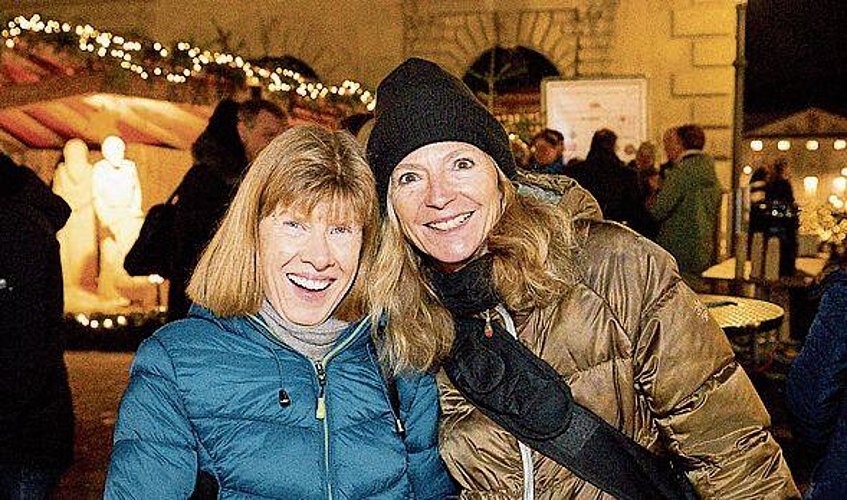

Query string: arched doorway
[463,46,559,96]
[463,46,558,146]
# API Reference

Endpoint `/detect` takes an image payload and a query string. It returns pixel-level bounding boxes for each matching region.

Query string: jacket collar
[186,304,370,354]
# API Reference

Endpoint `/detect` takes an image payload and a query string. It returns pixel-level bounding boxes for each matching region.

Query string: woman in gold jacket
[366,57,798,499]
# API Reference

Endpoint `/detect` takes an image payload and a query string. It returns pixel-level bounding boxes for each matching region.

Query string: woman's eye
[279,220,302,230]
[397,172,419,185]
[330,225,352,235]
[455,158,475,169]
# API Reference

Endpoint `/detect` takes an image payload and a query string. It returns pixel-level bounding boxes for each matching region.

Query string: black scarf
[428,256,574,440]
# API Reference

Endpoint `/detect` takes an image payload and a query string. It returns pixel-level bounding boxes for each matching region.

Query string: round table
[699,294,785,370]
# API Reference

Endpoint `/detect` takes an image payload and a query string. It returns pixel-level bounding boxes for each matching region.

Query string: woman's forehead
[398,141,489,165]
[271,197,363,223]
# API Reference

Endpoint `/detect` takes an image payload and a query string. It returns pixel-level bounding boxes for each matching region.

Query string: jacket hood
[190,124,248,183]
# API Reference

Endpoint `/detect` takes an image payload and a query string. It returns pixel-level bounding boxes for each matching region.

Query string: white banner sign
[542,78,648,161]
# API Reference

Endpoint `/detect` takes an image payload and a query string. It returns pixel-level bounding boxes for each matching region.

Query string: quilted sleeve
[104,336,198,499]
[633,245,799,499]
[398,373,457,500]
[786,275,847,448]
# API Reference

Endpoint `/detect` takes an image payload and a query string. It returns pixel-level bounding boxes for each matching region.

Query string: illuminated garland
[2,14,375,111]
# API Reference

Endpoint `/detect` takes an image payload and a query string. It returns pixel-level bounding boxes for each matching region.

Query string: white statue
[53,139,99,311]
[92,136,143,307]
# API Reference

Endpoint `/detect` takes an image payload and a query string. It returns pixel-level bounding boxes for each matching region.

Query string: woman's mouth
[425,212,473,231]
[287,274,333,291]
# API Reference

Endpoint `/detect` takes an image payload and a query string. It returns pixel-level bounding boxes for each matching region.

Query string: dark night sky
[745,0,847,119]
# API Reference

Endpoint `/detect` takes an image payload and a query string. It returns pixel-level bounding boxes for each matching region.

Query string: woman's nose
[423,173,456,209]
[301,232,333,271]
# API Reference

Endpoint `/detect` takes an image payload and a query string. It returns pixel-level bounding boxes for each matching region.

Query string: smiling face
[389,141,503,272]
[258,202,363,326]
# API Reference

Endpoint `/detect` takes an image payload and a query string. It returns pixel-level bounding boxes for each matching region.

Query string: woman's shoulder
[145,311,238,352]
[570,219,680,301]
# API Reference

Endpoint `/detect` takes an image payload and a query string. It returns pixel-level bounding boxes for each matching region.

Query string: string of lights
[1,13,375,111]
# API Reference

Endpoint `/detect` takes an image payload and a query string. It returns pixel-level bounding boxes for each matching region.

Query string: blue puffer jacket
[105,306,455,499]
[787,269,847,499]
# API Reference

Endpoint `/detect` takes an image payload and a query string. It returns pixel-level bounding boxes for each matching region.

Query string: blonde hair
[369,171,578,374]
[188,124,378,320]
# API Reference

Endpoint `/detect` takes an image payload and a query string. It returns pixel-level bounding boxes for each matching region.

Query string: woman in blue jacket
[105,124,454,499]
[787,266,847,499]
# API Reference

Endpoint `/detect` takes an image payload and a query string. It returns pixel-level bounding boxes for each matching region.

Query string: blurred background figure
[529,128,566,174]
[53,138,99,310]
[762,157,799,276]
[765,157,796,206]
[649,124,721,291]
[659,126,680,181]
[168,98,287,322]
[92,136,143,308]
[569,128,652,235]
[628,141,661,239]
[787,267,847,499]
[1,153,75,499]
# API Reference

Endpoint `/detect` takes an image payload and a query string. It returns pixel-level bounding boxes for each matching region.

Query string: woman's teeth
[427,212,472,231]
[288,274,332,291]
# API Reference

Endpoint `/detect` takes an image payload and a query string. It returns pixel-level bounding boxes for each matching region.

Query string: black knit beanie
[367,58,517,210]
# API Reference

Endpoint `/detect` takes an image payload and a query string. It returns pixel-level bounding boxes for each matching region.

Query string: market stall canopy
[0,47,212,153]
[745,107,847,139]
[0,47,211,152]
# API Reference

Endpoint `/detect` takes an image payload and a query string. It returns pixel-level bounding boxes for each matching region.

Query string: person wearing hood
[0,154,75,498]
[168,98,287,321]
[366,58,797,499]
[105,125,454,499]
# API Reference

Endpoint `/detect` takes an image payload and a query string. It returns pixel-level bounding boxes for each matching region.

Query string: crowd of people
[4,56,845,499]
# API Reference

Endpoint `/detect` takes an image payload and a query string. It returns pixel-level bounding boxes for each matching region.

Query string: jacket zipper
[247,315,366,500]
[494,304,535,500]
[313,324,363,500]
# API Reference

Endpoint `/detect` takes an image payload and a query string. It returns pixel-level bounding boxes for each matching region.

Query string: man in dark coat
[0,153,75,498]
[167,99,287,322]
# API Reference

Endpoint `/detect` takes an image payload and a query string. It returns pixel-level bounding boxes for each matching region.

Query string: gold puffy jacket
[437,220,799,499]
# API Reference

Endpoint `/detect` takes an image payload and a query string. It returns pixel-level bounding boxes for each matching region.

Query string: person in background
[568,128,653,236]
[168,98,287,322]
[649,124,722,291]
[105,125,454,499]
[366,57,797,499]
[627,141,661,239]
[787,266,847,499]
[658,127,678,181]
[528,128,566,174]
[765,157,796,206]
[0,154,75,499]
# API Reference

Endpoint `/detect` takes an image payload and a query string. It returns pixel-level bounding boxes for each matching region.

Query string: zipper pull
[484,310,494,338]
[315,361,327,420]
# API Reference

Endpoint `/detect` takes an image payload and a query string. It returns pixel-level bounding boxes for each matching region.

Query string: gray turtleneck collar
[258,299,350,361]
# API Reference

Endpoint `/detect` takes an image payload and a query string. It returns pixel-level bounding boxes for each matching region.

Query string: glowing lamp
[804,176,819,198]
